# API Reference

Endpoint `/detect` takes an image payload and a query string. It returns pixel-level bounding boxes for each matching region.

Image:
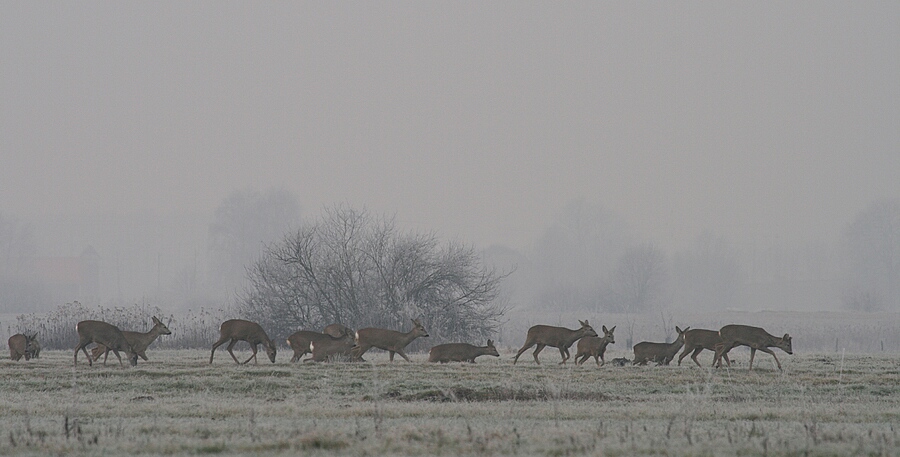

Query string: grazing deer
[91,316,172,364]
[74,321,138,367]
[633,326,690,366]
[286,324,354,362]
[308,330,359,362]
[714,324,793,371]
[210,319,277,364]
[428,339,500,363]
[8,333,37,361]
[574,325,616,367]
[513,320,598,365]
[677,328,731,368]
[351,319,429,362]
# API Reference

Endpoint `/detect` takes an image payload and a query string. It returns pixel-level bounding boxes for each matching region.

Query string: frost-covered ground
[1,349,898,456]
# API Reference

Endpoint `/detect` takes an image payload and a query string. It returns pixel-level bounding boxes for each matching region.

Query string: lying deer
[74,321,138,367]
[428,339,500,363]
[209,319,277,364]
[351,319,429,362]
[633,326,689,366]
[8,333,37,361]
[714,324,793,371]
[574,325,616,367]
[513,320,597,365]
[286,324,354,362]
[91,316,171,364]
[677,328,731,368]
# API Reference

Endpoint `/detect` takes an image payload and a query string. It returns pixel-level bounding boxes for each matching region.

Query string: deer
[8,333,37,361]
[633,326,689,366]
[714,324,793,371]
[74,321,138,367]
[677,328,732,368]
[29,337,40,359]
[513,320,598,365]
[210,319,277,364]
[574,325,616,367]
[308,330,359,362]
[428,339,500,363]
[351,318,429,362]
[91,316,172,364]
[286,324,354,362]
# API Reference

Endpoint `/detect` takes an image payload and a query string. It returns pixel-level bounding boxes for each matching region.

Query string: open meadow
[1,348,899,456]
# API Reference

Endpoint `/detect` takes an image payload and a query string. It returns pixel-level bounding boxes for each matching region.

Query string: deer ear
[676,326,682,333]
[783,334,791,340]
[487,339,493,346]
[602,325,608,333]
[152,316,161,324]
[609,326,616,332]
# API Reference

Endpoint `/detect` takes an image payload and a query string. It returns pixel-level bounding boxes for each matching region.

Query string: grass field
[1,348,898,456]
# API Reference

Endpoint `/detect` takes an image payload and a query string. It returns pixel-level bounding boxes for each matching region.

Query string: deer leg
[242,344,259,364]
[76,344,93,367]
[102,348,111,365]
[512,342,534,365]
[388,351,396,362]
[677,348,689,366]
[210,336,231,364]
[139,351,149,362]
[532,344,546,364]
[351,344,370,360]
[396,350,412,362]
[111,350,124,366]
[748,347,757,371]
[558,347,569,365]
[225,340,241,364]
[686,348,702,368]
[757,347,782,370]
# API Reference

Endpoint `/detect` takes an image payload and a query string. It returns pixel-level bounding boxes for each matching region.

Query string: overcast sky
[2,2,898,252]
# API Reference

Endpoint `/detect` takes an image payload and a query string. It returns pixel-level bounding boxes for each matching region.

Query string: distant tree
[207,188,301,298]
[609,243,669,313]
[840,199,900,311]
[671,232,743,310]
[238,205,508,343]
[530,200,633,311]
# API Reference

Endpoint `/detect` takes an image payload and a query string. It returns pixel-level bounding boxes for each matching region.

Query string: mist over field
[1,3,898,326]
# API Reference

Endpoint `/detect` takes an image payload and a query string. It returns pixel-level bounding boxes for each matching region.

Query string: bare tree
[239,205,508,344]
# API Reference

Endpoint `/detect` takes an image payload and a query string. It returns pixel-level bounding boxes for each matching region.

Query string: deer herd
[7,316,793,371]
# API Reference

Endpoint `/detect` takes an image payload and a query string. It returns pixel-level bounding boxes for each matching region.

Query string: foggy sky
[2,2,898,252]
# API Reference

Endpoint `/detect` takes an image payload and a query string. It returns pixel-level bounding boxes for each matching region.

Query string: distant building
[30,246,100,303]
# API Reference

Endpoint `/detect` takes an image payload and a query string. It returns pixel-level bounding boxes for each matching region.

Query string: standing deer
[29,337,40,359]
[677,328,731,368]
[574,325,616,367]
[210,319,277,364]
[286,324,354,362]
[633,326,689,366]
[74,321,138,367]
[308,330,359,362]
[428,339,500,363]
[513,320,598,365]
[8,333,37,361]
[91,316,172,364]
[351,319,429,362]
[714,324,792,371]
